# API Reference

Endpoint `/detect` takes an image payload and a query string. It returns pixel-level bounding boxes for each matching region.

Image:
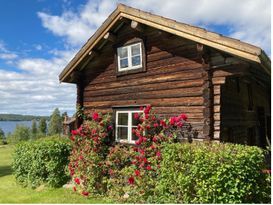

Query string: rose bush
[68,112,113,196]
[115,105,189,203]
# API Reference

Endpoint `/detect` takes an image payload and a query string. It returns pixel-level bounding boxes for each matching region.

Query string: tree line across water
[0,114,49,121]
[0,108,67,145]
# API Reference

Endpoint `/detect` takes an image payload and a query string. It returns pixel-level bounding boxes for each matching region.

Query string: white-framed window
[117,42,142,71]
[115,109,143,144]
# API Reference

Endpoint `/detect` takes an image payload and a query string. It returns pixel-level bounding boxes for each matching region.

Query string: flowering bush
[68,112,113,196]
[105,105,189,202]
[69,106,189,201]
[105,144,136,201]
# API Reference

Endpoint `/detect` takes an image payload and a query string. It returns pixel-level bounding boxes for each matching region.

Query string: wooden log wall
[213,60,271,146]
[81,25,207,138]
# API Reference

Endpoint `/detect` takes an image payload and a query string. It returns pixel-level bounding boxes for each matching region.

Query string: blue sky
[0,0,271,116]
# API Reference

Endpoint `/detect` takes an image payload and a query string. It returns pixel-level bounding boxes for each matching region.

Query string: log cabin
[59,4,271,147]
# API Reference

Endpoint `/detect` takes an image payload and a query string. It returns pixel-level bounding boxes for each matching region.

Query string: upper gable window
[117,42,142,71]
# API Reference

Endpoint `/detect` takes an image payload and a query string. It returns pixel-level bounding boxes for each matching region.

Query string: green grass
[0,145,110,203]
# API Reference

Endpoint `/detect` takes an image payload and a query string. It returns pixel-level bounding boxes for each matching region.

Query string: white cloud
[37,0,271,54]
[0,49,77,116]
[34,44,43,50]
[0,53,18,60]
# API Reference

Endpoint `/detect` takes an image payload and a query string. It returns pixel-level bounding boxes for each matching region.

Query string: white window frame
[117,42,142,72]
[115,110,143,144]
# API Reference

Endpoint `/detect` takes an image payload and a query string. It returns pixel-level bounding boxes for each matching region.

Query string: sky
[0,0,271,116]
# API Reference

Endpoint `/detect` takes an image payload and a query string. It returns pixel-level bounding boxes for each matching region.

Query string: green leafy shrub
[152,142,271,204]
[105,144,136,201]
[12,136,71,188]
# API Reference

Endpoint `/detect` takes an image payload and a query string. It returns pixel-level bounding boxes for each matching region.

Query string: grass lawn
[0,145,110,204]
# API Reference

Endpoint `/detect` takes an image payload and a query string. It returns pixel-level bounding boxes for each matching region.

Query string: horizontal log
[83,96,204,108]
[212,77,226,85]
[214,85,221,95]
[214,105,220,113]
[151,106,204,114]
[214,113,220,121]
[85,71,204,91]
[85,78,204,96]
[214,94,220,105]
[84,86,203,101]
[214,131,220,139]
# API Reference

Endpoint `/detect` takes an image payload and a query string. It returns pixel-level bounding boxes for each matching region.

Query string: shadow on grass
[0,165,12,177]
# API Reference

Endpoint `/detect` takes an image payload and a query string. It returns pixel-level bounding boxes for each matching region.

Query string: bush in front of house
[150,142,271,204]
[12,136,71,188]
[68,113,113,196]
[67,107,270,203]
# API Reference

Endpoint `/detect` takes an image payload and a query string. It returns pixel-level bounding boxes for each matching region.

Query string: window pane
[131,44,140,56]
[120,58,128,68]
[117,127,128,140]
[132,56,141,66]
[132,128,138,141]
[118,113,128,125]
[132,112,141,126]
[118,47,128,58]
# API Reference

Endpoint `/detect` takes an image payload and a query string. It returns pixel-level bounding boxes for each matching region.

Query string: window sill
[116,67,146,77]
[115,140,136,146]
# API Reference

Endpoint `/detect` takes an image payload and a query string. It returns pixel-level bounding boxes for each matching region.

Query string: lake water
[0,121,32,135]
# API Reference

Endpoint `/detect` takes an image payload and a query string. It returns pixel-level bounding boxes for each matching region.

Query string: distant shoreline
[0,114,49,121]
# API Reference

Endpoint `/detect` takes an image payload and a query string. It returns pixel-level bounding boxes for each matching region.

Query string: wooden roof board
[59,4,270,82]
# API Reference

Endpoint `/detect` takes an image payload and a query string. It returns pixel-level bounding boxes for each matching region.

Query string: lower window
[115,109,142,144]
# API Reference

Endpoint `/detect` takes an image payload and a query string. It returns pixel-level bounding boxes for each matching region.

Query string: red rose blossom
[146,165,152,170]
[156,151,161,157]
[128,176,135,185]
[74,177,80,185]
[134,113,139,119]
[73,186,77,192]
[92,112,99,121]
[180,113,187,121]
[82,191,89,196]
[135,170,141,176]
[71,129,78,135]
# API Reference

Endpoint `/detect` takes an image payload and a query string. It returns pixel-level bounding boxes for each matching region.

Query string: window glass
[132,56,141,66]
[118,113,128,125]
[132,112,141,126]
[118,47,128,58]
[117,127,128,140]
[132,128,138,141]
[131,44,140,56]
[120,58,128,68]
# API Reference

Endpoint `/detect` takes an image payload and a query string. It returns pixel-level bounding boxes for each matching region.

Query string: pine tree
[31,119,37,140]
[39,118,47,135]
[48,108,62,135]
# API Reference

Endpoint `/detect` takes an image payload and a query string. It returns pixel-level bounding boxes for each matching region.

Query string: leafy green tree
[0,128,5,145]
[39,118,47,136]
[31,120,37,140]
[48,108,62,135]
[10,125,30,144]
